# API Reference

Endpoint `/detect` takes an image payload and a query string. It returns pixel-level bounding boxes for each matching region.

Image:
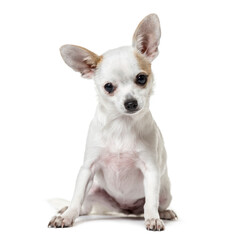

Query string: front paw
[145,218,165,231]
[48,215,74,228]
[48,208,77,228]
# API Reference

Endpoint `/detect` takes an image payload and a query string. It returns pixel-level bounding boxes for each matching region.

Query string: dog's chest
[93,117,146,200]
[101,118,139,152]
[96,151,145,200]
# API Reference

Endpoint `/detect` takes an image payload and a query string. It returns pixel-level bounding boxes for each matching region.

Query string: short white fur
[48,13,177,231]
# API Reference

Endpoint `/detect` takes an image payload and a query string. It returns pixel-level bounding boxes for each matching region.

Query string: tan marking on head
[134,50,152,88]
[134,50,152,75]
[96,55,103,66]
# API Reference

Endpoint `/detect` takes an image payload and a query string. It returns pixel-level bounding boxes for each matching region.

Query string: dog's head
[60,14,161,116]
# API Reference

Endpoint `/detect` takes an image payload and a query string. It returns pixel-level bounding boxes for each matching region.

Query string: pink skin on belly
[95,151,145,207]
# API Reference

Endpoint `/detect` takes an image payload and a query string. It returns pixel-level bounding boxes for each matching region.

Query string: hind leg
[158,190,177,220]
[158,171,177,220]
[80,184,122,215]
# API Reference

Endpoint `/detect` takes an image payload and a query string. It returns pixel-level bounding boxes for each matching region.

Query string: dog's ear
[60,45,101,79]
[132,14,161,62]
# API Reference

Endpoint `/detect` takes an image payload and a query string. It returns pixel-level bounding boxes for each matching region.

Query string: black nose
[124,99,138,112]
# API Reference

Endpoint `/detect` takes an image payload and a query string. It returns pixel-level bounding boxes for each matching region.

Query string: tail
[47,198,70,211]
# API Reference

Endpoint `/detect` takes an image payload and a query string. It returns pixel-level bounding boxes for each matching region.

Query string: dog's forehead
[103,46,138,69]
[98,47,142,79]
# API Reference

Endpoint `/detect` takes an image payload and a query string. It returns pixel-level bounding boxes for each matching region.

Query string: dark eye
[136,73,148,86]
[104,83,115,93]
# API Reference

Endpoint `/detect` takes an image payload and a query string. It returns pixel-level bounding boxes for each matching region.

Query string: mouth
[124,108,141,115]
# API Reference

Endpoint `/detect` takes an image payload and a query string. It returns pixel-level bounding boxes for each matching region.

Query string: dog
[48,13,177,231]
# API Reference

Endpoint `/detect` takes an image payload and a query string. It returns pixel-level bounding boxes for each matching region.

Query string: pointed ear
[60,44,101,79]
[132,14,161,62]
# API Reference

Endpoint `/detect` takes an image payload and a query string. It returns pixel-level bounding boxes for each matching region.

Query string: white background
[0,0,239,239]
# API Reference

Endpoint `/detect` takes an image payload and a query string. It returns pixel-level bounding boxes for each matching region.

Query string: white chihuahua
[48,14,177,231]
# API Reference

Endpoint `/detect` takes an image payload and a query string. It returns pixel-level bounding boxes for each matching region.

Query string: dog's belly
[95,151,145,205]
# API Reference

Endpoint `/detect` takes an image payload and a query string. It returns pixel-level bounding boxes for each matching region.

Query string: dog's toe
[48,216,57,228]
[145,218,165,231]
